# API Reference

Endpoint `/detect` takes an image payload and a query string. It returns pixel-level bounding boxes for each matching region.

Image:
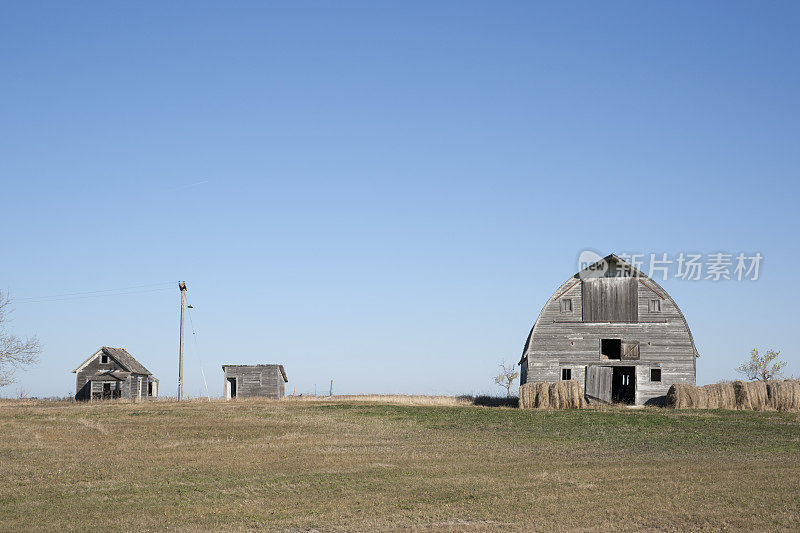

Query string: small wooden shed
[73,347,159,401]
[222,364,288,400]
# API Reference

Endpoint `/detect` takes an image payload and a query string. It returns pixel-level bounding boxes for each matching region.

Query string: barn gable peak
[575,253,651,280]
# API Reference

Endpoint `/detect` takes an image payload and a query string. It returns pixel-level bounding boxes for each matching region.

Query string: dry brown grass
[1,397,799,531]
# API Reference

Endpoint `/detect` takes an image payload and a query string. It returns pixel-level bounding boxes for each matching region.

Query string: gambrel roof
[519,253,699,363]
[73,347,154,375]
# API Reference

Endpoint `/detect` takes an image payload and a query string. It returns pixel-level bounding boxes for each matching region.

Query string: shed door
[585,366,612,402]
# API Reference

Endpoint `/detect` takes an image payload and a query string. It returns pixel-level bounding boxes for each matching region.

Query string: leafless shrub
[0,291,42,388]
[493,360,519,398]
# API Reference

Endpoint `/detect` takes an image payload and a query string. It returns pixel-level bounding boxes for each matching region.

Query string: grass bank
[1,397,798,531]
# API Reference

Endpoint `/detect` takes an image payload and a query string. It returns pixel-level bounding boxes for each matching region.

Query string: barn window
[560,299,573,313]
[100,354,109,364]
[651,368,662,382]
[649,299,662,312]
[561,368,571,381]
[600,339,622,359]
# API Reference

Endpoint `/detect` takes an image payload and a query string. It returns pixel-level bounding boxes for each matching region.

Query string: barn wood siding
[581,277,638,322]
[522,272,696,406]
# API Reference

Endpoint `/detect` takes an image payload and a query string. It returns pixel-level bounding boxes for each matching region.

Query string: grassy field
[1,397,799,532]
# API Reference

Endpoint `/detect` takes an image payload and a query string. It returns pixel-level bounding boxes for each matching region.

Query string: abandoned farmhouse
[520,254,698,405]
[223,364,288,399]
[73,347,159,400]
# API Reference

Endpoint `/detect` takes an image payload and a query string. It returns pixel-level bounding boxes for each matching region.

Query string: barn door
[585,366,612,402]
[621,341,640,360]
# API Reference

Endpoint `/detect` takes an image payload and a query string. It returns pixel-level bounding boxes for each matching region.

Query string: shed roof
[222,364,288,382]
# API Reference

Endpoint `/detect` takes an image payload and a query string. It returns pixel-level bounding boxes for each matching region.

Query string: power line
[14,282,174,303]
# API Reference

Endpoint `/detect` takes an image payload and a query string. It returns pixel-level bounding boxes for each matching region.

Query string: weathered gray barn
[222,364,287,399]
[519,254,698,405]
[73,347,159,401]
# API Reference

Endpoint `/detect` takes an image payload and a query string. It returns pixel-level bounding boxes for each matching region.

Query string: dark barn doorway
[612,366,636,404]
[227,377,237,398]
[600,339,622,359]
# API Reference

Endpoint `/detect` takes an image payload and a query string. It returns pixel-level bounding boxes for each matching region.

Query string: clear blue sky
[1,2,798,397]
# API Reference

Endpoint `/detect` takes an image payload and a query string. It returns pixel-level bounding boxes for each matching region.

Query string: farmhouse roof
[72,347,153,375]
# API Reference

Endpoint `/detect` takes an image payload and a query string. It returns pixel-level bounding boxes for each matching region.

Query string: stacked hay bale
[519,380,585,409]
[733,380,768,410]
[666,383,708,409]
[766,380,800,411]
[667,380,800,411]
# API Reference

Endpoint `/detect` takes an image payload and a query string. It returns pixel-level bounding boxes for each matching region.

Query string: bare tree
[736,348,786,382]
[0,291,41,388]
[494,360,519,398]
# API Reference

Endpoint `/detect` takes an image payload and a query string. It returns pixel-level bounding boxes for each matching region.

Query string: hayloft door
[585,366,612,402]
[621,341,640,360]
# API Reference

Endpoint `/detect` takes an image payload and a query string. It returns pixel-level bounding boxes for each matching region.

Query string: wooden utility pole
[329,379,333,397]
[178,281,187,401]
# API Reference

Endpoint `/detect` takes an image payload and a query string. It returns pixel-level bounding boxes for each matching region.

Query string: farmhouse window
[649,299,662,312]
[100,354,109,364]
[651,369,661,382]
[560,298,573,313]
[561,368,571,381]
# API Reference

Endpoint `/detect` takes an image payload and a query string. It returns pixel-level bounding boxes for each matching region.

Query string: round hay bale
[744,380,769,411]
[733,380,752,410]
[519,382,537,409]
[733,381,769,411]
[767,380,800,412]
[667,383,707,409]
[705,382,736,409]
[548,380,585,409]
[519,380,585,409]
[535,382,550,408]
